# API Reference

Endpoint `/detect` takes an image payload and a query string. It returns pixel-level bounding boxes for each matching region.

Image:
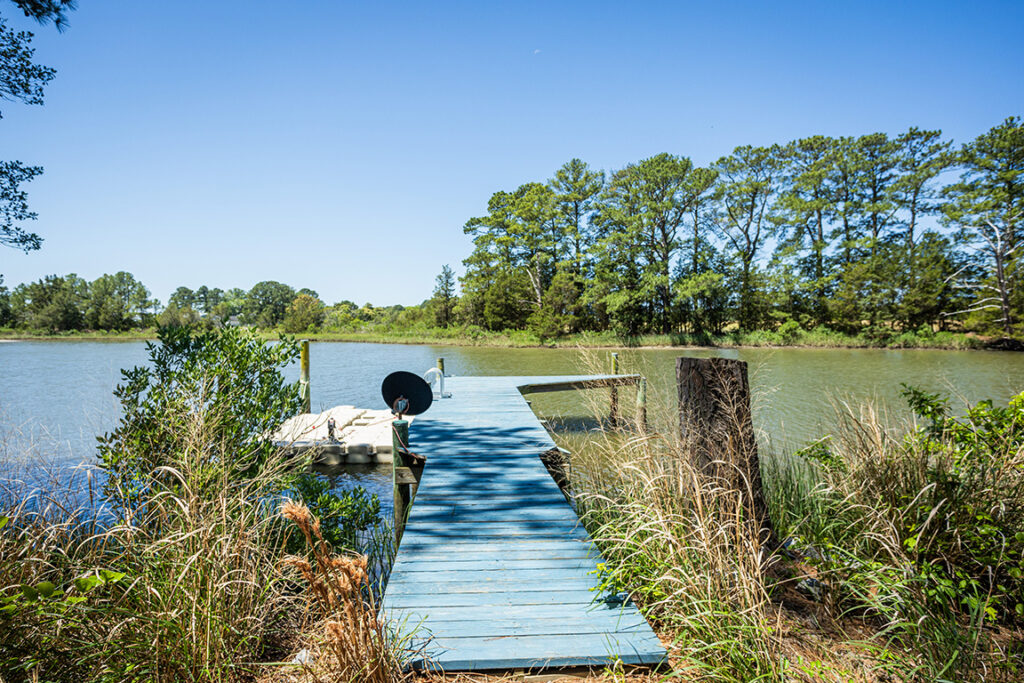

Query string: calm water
[2,340,1023,508]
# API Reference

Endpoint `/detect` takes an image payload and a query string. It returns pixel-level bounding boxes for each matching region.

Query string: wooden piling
[637,377,648,432]
[392,419,412,540]
[609,352,620,428]
[299,339,310,413]
[437,357,445,375]
[676,357,778,553]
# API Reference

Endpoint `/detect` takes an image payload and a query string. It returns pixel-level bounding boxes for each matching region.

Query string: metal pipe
[299,339,310,413]
[423,367,445,398]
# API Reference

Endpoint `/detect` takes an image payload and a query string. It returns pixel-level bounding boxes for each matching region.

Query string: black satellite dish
[381,371,433,418]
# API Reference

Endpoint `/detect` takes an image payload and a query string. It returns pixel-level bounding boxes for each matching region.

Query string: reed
[564,351,1023,681]
[0,400,303,682]
[279,500,411,683]
[565,352,783,681]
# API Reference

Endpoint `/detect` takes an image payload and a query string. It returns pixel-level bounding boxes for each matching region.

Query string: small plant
[291,474,381,554]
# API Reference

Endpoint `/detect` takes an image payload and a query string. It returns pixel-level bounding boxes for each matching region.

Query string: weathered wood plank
[517,374,642,395]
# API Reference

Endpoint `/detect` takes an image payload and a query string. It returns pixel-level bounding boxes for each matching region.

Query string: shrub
[1,326,391,681]
[775,387,1024,681]
[291,474,380,553]
[97,325,303,513]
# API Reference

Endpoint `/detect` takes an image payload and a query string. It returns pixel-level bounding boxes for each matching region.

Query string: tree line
[0,273,429,335]
[2,118,1019,343]
[446,117,1022,340]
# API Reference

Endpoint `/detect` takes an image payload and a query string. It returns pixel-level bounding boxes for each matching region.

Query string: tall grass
[564,354,784,682]
[563,351,1022,681]
[0,401,303,682]
[765,394,1024,682]
[1,396,406,682]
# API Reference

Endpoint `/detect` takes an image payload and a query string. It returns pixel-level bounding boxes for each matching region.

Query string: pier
[382,372,666,673]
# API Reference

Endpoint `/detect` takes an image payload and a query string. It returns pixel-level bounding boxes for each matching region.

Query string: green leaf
[73,575,103,593]
[99,569,126,584]
[35,581,56,598]
[0,515,8,530]
[20,584,38,602]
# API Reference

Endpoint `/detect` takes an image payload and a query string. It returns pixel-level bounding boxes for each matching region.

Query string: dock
[383,374,666,673]
[272,406,410,465]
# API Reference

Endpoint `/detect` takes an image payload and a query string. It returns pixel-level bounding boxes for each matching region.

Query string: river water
[2,340,1022,509]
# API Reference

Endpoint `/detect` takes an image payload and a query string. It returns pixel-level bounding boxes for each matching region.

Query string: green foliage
[431,264,457,328]
[0,325,341,681]
[84,271,155,331]
[291,475,380,552]
[0,557,129,678]
[5,120,1024,345]
[242,280,295,328]
[282,292,325,333]
[771,388,1024,680]
[0,159,44,252]
[97,325,302,511]
[9,273,86,331]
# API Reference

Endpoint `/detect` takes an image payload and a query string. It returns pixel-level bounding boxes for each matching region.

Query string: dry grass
[558,351,1024,682]
[0,400,302,682]
[276,500,411,683]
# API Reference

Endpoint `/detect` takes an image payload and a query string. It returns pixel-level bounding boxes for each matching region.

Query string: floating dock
[272,407,412,464]
[383,374,666,673]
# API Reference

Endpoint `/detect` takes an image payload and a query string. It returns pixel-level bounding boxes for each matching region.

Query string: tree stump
[676,357,778,553]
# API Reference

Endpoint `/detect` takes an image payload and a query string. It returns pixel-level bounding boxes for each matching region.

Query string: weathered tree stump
[676,357,778,553]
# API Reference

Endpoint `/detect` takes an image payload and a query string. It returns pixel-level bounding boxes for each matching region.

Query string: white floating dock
[271,406,412,465]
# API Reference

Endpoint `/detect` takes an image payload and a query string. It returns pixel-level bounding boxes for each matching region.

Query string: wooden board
[382,375,665,672]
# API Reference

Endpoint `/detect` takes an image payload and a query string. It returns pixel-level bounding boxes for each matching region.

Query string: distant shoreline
[2,327,1017,351]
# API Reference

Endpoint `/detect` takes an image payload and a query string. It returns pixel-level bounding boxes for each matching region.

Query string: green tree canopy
[243,280,296,328]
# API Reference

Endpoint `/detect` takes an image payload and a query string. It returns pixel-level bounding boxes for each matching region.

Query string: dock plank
[382,375,665,672]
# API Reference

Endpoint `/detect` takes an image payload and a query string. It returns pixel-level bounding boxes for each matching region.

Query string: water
[2,340,1023,508]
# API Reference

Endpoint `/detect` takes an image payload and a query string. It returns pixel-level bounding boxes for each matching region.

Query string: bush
[777,319,802,344]
[290,474,380,553]
[774,387,1024,680]
[97,325,302,512]
[1,326,393,681]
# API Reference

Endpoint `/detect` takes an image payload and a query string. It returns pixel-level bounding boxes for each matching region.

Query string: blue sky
[1,1,1022,306]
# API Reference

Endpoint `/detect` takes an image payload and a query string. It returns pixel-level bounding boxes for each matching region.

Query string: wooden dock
[383,374,666,672]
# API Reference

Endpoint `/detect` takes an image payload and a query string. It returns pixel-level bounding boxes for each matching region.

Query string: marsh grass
[765,394,1024,682]
[563,351,782,681]
[0,401,306,682]
[562,350,1023,682]
[278,500,414,683]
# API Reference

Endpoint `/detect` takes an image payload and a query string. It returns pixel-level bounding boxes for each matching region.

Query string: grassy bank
[0,325,1001,350]
[0,327,155,341]
[557,356,1024,682]
[305,326,990,350]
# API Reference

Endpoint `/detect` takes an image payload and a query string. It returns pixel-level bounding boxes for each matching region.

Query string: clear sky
[1,0,1022,306]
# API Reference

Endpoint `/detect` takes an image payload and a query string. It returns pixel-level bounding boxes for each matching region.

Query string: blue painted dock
[382,375,666,672]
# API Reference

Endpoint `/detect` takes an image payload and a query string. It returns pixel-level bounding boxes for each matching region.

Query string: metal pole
[300,339,311,413]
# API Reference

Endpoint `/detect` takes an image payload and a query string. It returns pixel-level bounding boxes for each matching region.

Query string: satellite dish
[381,371,433,418]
